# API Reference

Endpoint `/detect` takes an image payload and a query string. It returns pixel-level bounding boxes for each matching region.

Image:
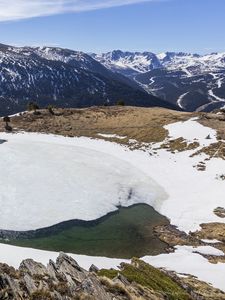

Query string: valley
[93,51,225,112]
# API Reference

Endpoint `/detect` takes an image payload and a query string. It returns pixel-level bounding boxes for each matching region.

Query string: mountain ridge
[0,43,177,116]
[91,50,225,112]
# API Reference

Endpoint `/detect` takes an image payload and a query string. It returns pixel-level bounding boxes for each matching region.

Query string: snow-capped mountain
[0,44,176,116]
[157,52,225,73]
[92,50,161,76]
[92,50,225,112]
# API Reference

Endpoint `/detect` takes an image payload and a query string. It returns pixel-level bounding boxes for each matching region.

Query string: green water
[4,204,169,258]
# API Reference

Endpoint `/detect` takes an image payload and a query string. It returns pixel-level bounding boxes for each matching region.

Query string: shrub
[46,105,55,115]
[3,116,10,124]
[27,102,40,112]
[3,116,12,132]
[116,100,125,106]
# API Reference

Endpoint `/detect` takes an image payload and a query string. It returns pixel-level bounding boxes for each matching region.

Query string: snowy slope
[157,51,225,74]
[92,50,161,76]
[93,50,225,77]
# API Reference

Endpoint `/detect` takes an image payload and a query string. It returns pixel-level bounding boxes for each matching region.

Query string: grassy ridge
[99,258,191,300]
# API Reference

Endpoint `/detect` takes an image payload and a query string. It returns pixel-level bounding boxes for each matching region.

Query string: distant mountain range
[92,50,225,112]
[0,44,176,116]
[0,44,224,115]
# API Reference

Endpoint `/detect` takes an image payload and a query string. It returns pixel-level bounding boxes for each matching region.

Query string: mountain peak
[91,50,161,76]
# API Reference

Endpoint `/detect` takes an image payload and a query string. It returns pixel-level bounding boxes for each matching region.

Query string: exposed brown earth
[154,225,201,247]
[192,223,225,243]
[159,138,200,153]
[191,141,225,160]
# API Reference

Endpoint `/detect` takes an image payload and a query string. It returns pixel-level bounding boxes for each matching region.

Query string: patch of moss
[99,259,191,300]
[98,269,118,279]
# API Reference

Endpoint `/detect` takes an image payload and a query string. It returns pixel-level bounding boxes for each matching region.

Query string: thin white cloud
[0,0,156,22]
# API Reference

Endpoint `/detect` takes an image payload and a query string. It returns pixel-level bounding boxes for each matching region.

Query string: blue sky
[0,0,224,54]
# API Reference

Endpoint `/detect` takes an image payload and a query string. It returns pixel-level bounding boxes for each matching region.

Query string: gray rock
[89,264,99,273]
[19,259,47,277]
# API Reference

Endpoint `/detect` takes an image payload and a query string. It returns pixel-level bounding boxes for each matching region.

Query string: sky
[0,0,224,54]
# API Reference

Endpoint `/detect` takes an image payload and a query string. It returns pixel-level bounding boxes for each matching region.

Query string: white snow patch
[0,244,127,271]
[97,133,127,139]
[177,92,189,109]
[165,117,217,147]
[201,239,222,244]
[209,89,225,102]
[190,245,224,256]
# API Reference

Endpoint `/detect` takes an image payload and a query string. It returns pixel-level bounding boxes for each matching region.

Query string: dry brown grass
[2,106,224,160]
[0,106,192,146]
[159,137,200,153]
[191,141,225,160]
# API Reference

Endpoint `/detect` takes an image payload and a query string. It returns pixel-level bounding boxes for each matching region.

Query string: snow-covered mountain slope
[92,51,225,112]
[157,52,225,74]
[0,44,176,116]
[92,50,161,76]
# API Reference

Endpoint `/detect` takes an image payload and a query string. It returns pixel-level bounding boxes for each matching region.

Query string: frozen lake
[0,132,167,231]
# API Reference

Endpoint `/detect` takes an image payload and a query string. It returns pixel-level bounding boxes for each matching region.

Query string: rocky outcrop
[0,253,113,300]
[0,253,178,300]
[0,253,224,300]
